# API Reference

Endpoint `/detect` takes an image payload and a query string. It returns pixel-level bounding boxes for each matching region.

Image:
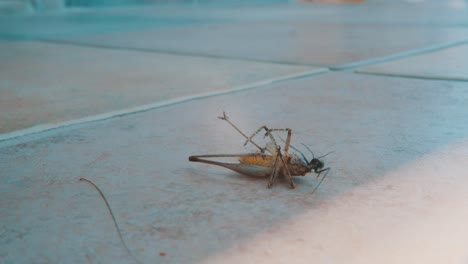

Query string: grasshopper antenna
[80,178,142,264]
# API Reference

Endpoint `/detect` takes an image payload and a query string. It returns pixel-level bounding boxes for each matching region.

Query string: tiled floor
[1,1,468,264]
[47,22,468,68]
[0,40,322,136]
[357,43,468,81]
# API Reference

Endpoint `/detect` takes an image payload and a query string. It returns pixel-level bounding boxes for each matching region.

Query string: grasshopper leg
[265,128,292,155]
[218,112,265,152]
[246,127,292,156]
[276,147,295,189]
[268,150,281,188]
[244,125,271,147]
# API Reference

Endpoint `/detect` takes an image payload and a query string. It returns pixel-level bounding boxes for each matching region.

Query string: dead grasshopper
[189,112,330,192]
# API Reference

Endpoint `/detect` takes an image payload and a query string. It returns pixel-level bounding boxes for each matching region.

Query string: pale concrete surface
[1,73,468,263]
[0,40,322,135]
[357,43,468,81]
[1,1,468,264]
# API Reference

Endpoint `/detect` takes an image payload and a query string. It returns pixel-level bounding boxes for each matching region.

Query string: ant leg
[316,167,330,178]
[218,112,264,152]
[311,168,330,195]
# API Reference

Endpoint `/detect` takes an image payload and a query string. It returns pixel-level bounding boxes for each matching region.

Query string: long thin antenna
[317,151,334,159]
[300,143,315,159]
[277,135,309,163]
[80,178,141,264]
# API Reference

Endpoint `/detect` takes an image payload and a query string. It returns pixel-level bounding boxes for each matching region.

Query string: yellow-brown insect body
[238,153,275,167]
[189,152,312,179]
[238,152,312,177]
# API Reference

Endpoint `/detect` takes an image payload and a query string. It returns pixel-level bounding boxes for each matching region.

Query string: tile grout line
[37,38,327,68]
[0,68,328,144]
[332,39,468,70]
[354,71,468,82]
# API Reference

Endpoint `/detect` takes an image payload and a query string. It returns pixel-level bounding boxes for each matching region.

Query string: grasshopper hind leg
[267,146,296,189]
[267,150,281,188]
[277,147,295,189]
[218,112,265,152]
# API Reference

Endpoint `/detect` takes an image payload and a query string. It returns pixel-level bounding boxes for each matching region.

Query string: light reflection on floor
[201,139,468,264]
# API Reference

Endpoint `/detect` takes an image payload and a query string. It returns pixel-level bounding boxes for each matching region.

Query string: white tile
[357,44,468,81]
[1,73,468,263]
[0,40,324,135]
[48,23,468,67]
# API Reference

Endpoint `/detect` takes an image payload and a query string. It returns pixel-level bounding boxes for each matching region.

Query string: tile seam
[37,38,326,68]
[333,39,468,70]
[0,68,328,144]
[354,71,468,82]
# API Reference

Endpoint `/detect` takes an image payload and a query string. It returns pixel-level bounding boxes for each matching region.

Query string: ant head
[308,158,324,172]
[289,143,331,174]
